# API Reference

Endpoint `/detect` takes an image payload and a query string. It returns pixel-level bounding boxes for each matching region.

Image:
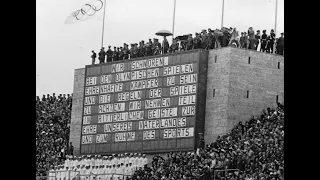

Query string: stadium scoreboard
[80,51,208,155]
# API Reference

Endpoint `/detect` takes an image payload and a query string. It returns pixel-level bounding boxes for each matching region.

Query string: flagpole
[221,0,224,28]
[172,0,176,42]
[273,0,278,54]
[101,0,107,48]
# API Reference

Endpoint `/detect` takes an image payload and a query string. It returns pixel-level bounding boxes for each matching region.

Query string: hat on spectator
[281,32,284,35]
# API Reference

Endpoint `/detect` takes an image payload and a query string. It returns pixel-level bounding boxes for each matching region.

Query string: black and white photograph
[36,0,284,179]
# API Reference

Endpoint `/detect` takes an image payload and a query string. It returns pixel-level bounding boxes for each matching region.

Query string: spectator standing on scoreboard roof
[207,28,215,49]
[106,46,113,62]
[247,27,256,50]
[112,47,118,61]
[129,44,135,59]
[255,30,261,50]
[152,38,162,54]
[260,30,268,52]
[228,27,240,48]
[145,40,152,56]
[91,50,97,65]
[243,32,249,49]
[186,34,193,50]
[162,36,170,54]
[123,43,130,60]
[193,32,201,49]
[201,29,209,49]
[276,33,284,55]
[118,47,124,60]
[98,47,106,64]
[132,43,139,58]
[138,41,145,57]
[169,38,179,53]
[266,29,276,53]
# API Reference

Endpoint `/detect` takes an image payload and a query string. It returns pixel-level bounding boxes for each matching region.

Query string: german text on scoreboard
[80,51,208,155]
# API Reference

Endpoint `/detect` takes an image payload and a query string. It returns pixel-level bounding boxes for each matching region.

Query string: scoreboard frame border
[79,49,208,155]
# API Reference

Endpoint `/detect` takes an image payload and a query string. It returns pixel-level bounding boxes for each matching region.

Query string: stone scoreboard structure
[70,47,284,156]
[71,50,208,155]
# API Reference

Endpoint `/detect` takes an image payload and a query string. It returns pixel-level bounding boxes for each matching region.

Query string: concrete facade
[204,47,284,143]
[70,47,284,154]
[69,68,85,156]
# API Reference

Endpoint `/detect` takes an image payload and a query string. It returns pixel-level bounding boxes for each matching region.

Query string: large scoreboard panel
[80,50,208,155]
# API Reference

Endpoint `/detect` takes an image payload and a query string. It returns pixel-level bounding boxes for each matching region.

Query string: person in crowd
[123,43,130,60]
[201,29,209,49]
[138,41,145,57]
[260,30,268,52]
[255,30,261,50]
[193,32,201,49]
[276,32,284,55]
[239,32,245,48]
[145,40,152,56]
[186,34,193,50]
[162,36,170,54]
[207,29,215,49]
[98,47,106,64]
[129,44,135,59]
[243,32,249,49]
[113,46,119,61]
[152,38,161,54]
[228,27,240,47]
[169,38,179,53]
[119,47,124,60]
[106,46,113,62]
[247,27,256,50]
[221,27,230,47]
[266,29,276,53]
[91,50,97,65]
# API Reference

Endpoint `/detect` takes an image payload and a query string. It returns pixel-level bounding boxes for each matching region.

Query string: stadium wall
[70,68,85,156]
[70,47,284,155]
[204,47,284,143]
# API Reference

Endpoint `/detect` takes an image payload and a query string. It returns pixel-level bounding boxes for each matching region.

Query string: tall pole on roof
[172,0,176,42]
[273,0,278,54]
[221,0,225,28]
[101,0,107,48]
[274,0,278,36]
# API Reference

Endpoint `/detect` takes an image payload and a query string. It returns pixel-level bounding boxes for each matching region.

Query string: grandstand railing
[213,168,239,180]
[37,171,132,180]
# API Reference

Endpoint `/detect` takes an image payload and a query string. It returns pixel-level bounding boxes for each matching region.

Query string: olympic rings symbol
[71,0,103,20]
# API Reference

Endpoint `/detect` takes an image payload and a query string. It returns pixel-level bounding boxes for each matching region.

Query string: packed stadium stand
[36,93,283,180]
[36,94,73,178]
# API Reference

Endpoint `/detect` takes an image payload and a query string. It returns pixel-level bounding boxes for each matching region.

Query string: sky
[36,0,284,96]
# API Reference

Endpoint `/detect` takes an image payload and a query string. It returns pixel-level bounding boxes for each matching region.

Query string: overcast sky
[36,0,284,96]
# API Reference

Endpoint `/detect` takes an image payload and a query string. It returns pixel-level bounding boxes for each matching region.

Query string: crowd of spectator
[47,153,148,180]
[36,93,74,177]
[36,93,284,180]
[129,103,284,180]
[91,27,284,64]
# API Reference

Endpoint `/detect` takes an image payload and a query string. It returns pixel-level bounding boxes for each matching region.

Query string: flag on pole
[64,0,104,24]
